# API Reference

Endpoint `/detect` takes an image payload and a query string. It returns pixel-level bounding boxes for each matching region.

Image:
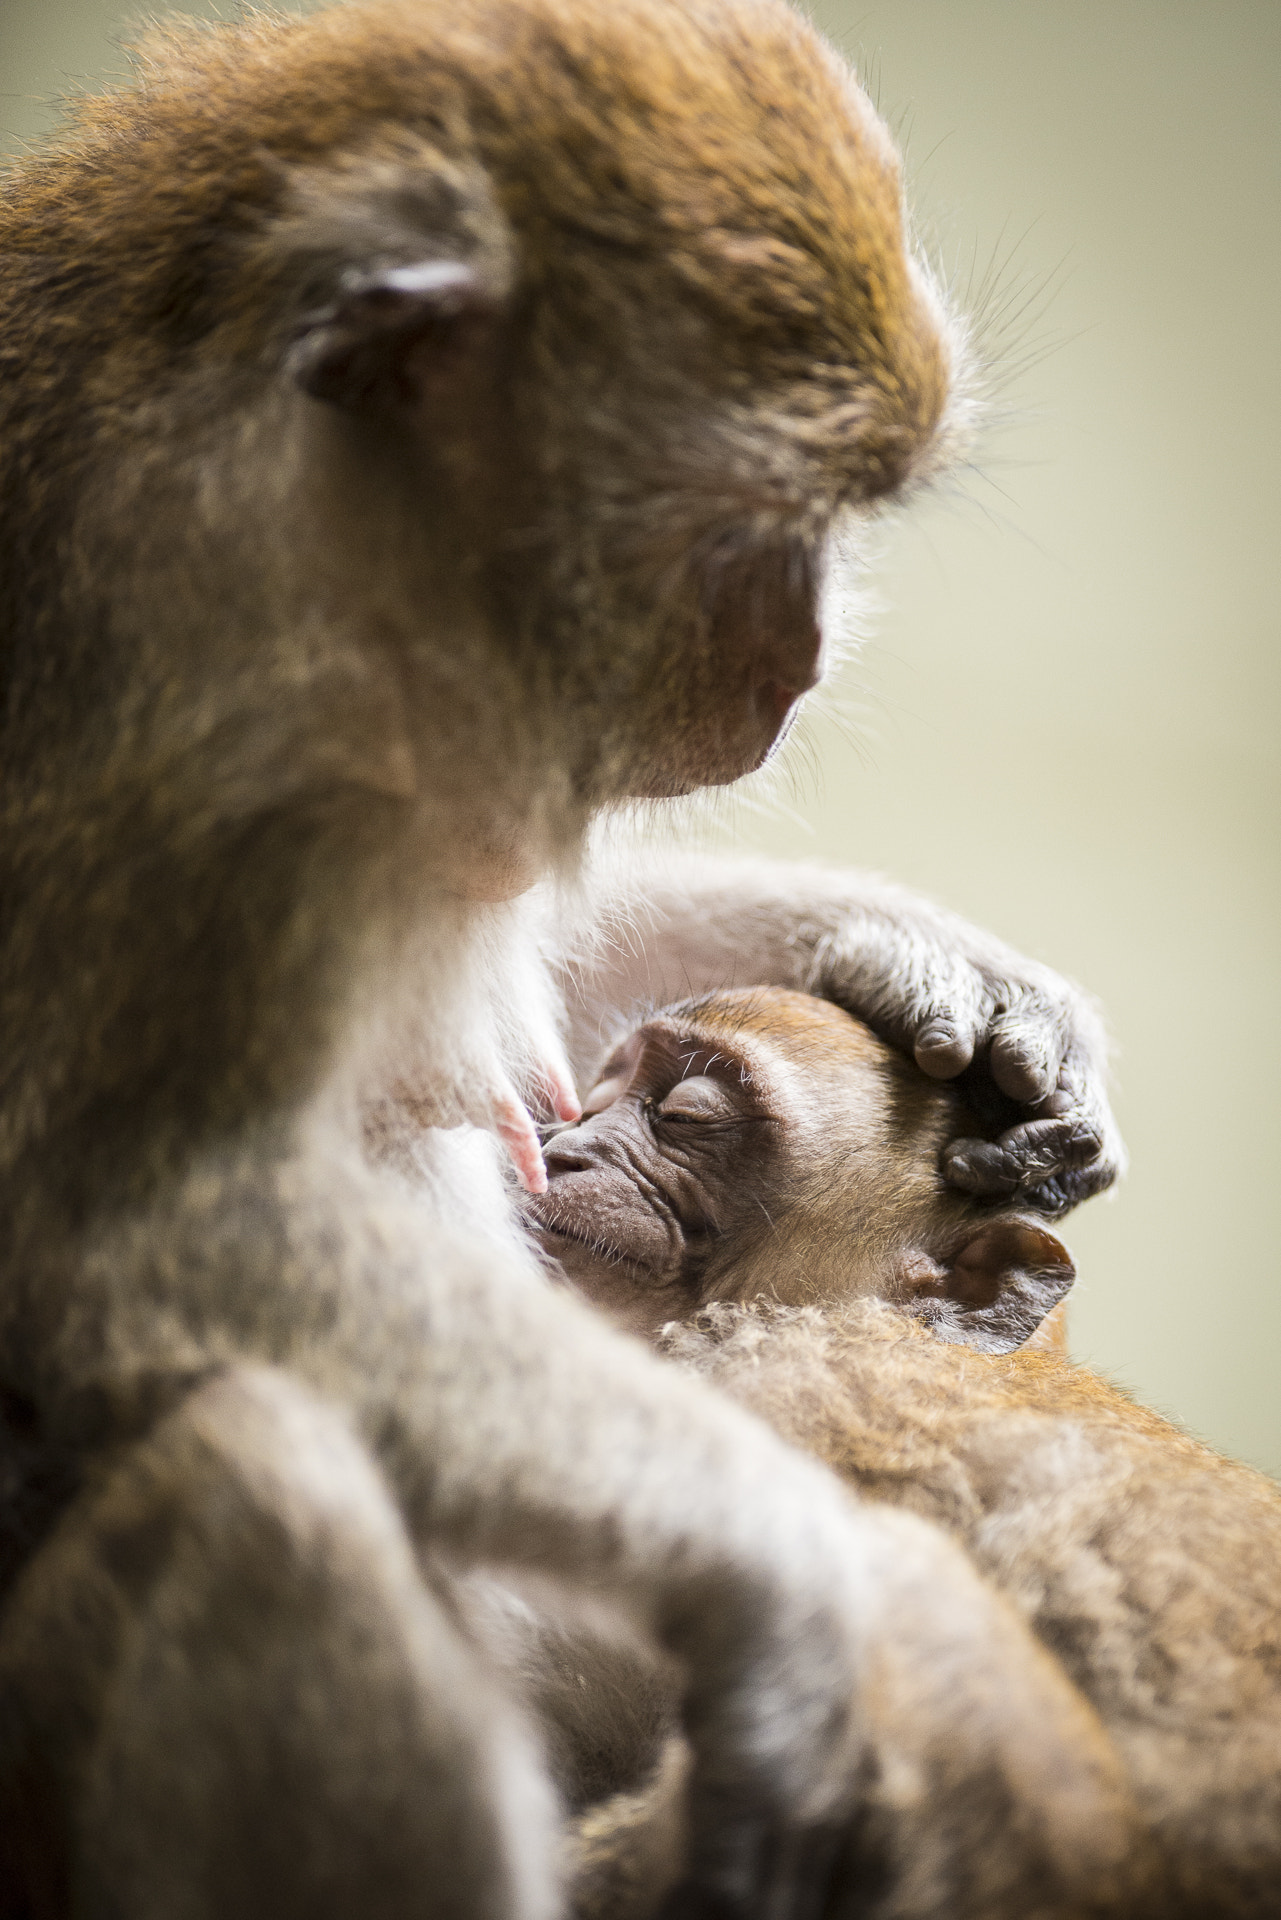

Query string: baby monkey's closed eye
[651,1076,740,1124]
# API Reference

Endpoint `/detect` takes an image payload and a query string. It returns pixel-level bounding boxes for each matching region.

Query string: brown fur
[667,1302,1281,1917]
[0,6,1139,1917]
[547,990,1281,1916]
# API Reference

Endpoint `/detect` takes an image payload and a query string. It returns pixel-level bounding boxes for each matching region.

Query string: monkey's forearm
[14,1176,869,1907]
[562,847,1122,1213]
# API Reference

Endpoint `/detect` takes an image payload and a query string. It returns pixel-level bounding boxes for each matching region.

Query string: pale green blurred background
[4,3,1278,1470]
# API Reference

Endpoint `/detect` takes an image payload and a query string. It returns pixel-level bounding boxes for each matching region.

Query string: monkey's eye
[653,1075,736,1124]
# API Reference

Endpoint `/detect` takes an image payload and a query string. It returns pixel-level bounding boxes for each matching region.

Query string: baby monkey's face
[529,1008,787,1331]
[526,988,1074,1351]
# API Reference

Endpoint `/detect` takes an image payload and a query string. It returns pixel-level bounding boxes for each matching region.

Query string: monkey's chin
[626,689,811,798]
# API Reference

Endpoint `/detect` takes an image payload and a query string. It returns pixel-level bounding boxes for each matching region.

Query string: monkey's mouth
[526,1207,662,1283]
[729,659,819,777]
[696,531,827,770]
[757,664,820,739]
[743,590,827,758]
[531,1214,635,1264]
[763,678,811,724]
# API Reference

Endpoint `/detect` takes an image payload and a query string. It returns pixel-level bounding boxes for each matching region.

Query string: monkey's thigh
[0,1363,558,1920]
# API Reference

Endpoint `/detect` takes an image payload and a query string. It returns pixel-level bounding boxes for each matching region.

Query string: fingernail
[915,1024,970,1076]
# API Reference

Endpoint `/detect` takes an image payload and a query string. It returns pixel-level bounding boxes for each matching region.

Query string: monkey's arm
[560,849,1122,1214]
[351,1220,1136,1919]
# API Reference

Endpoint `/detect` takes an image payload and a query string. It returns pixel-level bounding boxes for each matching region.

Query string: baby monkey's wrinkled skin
[524,990,1281,1919]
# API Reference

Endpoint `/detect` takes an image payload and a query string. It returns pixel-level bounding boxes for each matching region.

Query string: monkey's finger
[491,1091,549,1194]
[815,928,996,1078]
[1021,1158,1119,1214]
[987,1001,1068,1104]
[1020,1034,1127,1211]
[940,1137,1020,1198]
[905,977,995,1080]
[942,1115,1106,1205]
[912,1016,978,1080]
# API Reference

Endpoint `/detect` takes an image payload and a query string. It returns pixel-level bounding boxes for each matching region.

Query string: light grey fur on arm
[556,846,1124,1215]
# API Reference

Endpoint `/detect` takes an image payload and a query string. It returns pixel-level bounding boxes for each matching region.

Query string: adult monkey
[0,2,1123,1916]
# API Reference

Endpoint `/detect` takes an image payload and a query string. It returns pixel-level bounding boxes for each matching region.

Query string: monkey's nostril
[540,1134,597,1176]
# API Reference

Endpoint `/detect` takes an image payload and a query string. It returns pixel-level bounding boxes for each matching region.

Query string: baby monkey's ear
[900,1220,1075,1354]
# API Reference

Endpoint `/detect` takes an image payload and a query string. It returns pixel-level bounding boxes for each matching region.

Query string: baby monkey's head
[527,988,1074,1351]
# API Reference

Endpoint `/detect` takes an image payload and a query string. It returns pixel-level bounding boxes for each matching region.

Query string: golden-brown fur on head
[671,984,979,1286]
[2,0,957,467]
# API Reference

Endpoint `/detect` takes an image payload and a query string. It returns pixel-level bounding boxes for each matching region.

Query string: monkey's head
[0,0,963,900]
[526,989,1074,1352]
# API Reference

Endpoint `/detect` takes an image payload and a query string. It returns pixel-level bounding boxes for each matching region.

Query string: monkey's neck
[0,781,515,1228]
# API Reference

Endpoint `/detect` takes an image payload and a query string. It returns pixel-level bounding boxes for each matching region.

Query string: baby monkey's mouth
[526,1201,656,1279]
[527,1194,712,1340]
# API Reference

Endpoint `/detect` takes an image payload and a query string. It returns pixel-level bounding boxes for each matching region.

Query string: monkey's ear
[901,1219,1075,1354]
[287,260,496,411]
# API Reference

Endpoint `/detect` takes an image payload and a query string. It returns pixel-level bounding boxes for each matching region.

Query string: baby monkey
[529,989,1281,1918]
[529,985,1075,1352]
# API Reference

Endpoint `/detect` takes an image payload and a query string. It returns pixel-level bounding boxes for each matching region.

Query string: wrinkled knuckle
[943,1138,1019,1196]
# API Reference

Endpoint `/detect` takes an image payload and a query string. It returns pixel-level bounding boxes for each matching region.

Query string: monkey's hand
[384,1251,887,1916]
[561,851,1124,1216]
[802,881,1124,1217]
